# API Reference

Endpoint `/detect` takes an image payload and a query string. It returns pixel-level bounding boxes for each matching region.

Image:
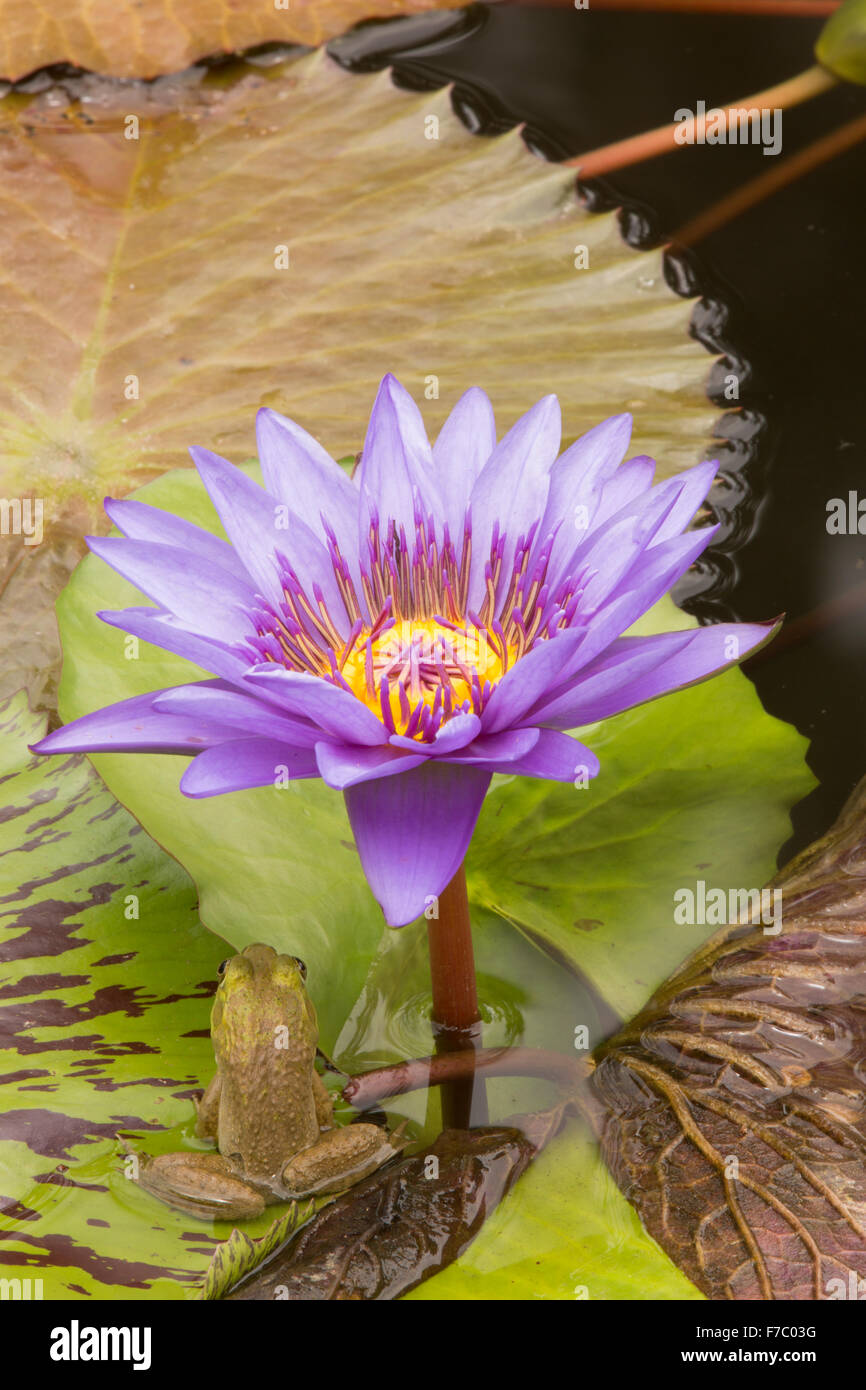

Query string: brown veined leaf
[0,49,716,710]
[0,0,467,81]
[593,775,866,1301]
[222,1107,568,1300]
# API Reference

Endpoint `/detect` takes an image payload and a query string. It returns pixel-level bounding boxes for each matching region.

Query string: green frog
[134,944,405,1220]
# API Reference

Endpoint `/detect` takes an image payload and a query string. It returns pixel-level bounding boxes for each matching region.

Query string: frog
[133,944,406,1220]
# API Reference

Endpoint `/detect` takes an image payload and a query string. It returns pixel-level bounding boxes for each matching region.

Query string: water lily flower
[32,376,775,927]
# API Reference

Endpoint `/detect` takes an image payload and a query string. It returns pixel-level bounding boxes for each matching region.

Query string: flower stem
[542,0,842,13]
[673,106,866,242]
[427,864,488,1128]
[569,64,837,179]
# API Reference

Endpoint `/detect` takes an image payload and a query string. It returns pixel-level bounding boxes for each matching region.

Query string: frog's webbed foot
[280,1120,410,1199]
[134,1150,267,1221]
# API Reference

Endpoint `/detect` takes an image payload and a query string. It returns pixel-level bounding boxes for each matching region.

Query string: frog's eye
[217,959,230,976]
[292,956,307,981]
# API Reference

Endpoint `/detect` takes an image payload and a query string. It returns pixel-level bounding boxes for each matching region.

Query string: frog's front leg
[194,1071,221,1140]
[280,1122,407,1198]
[135,1150,268,1221]
[312,1068,335,1130]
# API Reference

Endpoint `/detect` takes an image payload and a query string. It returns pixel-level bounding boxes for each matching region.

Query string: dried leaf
[0,0,467,81]
[0,49,714,710]
[594,777,866,1301]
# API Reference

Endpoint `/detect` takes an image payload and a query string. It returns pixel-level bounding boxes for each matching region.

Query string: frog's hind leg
[312,1068,335,1130]
[280,1122,406,1198]
[136,1151,267,1221]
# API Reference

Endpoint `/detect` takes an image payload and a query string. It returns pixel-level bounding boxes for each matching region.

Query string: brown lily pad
[0,48,715,714]
[594,775,866,1301]
[0,0,467,82]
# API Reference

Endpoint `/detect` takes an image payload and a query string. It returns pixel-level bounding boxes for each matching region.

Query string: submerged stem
[427,864,488,1127]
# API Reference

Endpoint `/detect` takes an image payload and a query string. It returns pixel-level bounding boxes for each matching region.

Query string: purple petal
[575,525,722,668]
[545,454,657,594]
[357,374,442,541]
[315,741,427,789]
[180,738,318,797]
[389,711,481,756]
[480,628,588,733]
[465,729,599,781]
[576,483,687,612]
[189,447,346,624]
[442,727,539,764]
[86,537,256,645]
[537,413,632,571]
[29,687,247,756]
[344,760,492,926]
[97,608,250,683]
[103,497,250,580]
[591,454,656,528]
[245,667,387,746]
[468,394,561,609]
[433,388,496,539]
[533,622,778,728]
[647,459,718,547]
[255,408,360,570]
[154,682,320,745]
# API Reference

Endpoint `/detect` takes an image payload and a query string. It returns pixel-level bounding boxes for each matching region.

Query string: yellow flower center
[341,616,513,740]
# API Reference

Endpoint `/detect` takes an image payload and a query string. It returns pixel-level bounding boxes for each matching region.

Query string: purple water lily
[33,376,775,927]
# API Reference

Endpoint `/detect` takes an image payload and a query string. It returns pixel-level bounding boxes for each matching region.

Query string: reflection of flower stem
[570,64,837,178]
[427,864,488,1127]
[343,1046,590,1110]
[674,107,866,242]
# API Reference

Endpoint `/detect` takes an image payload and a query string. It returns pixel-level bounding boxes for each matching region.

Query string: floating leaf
[0,48,715,710]
[0,691,238,1298]
[0,0,468,81]
[594,775,866,1300]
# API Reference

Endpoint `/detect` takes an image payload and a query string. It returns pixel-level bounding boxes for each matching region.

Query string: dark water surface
[333,3,866,865]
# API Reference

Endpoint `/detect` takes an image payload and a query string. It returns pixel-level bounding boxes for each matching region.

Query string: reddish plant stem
[506,0,842,13]
[429,865,480,1030]
[427,864,488,1127]
[568,64,837,179]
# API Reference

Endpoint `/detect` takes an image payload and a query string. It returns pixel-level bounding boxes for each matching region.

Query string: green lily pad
[405,1119,703,1302]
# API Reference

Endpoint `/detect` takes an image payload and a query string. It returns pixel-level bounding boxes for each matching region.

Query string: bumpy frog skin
[135,944,405,1220]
